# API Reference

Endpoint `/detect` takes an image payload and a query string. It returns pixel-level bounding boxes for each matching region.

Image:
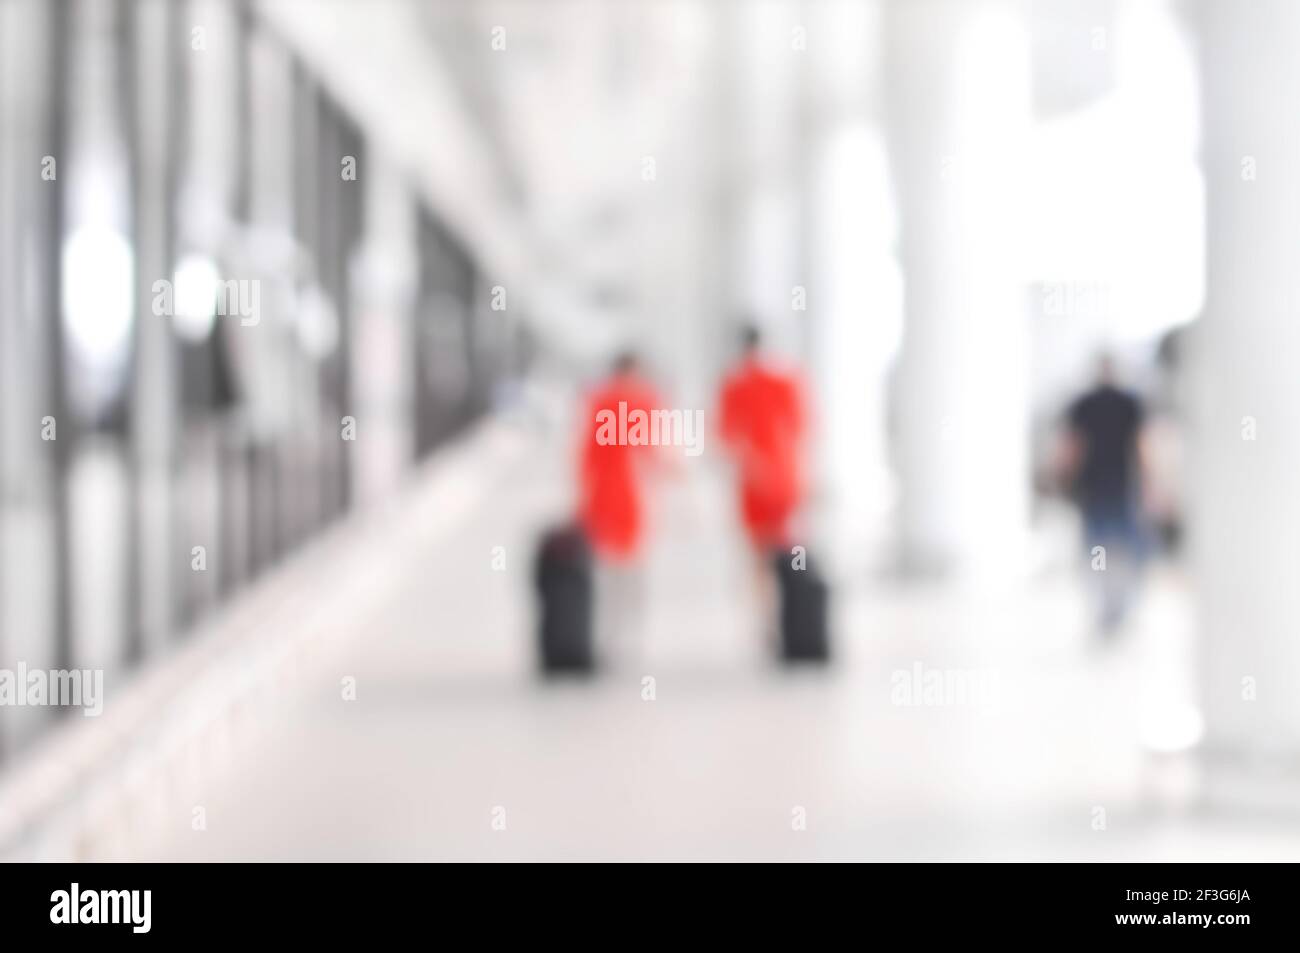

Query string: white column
[884,0,1032,581]
[1191,0,1300,760]
[804,1,899,578]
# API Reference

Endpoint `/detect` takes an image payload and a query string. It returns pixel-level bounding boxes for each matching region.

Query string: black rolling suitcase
[773,552,830,662]
[534,525,595,673]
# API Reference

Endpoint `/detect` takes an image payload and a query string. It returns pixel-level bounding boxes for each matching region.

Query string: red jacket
[578,373,663,561]
[718,358,805,546]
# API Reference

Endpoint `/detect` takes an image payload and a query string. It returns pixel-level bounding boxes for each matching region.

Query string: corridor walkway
[25,418,1296,862]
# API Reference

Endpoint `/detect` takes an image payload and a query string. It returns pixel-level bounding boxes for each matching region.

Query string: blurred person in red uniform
[717,325,808,639]
[577,350,666,663]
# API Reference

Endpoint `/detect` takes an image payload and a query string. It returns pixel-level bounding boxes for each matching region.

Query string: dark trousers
[1081,496,1146,632]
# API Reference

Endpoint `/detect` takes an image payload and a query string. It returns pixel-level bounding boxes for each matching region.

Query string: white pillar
[803,1,900,578]
[884,0,1032,580]
[1192,0,1300,760]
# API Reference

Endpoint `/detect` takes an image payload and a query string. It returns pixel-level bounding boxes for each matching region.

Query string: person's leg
[1100,532,1130,632]
[618,557,648,671]
[597,557,647,671]
[1109,499,1148,628]
[1083,503,1121,633]
[593,559,616,665]
[1083,499,1139,634]
[752,542,780,655]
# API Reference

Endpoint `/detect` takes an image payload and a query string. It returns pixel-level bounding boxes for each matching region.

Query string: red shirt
[718,358,805,545]
[578,373,663,561]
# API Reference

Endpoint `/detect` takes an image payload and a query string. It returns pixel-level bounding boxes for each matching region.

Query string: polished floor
[16,419,1300,862]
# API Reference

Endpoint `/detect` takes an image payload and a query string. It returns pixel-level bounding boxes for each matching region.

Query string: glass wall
[413,211,477,457]
[0,0,517,765]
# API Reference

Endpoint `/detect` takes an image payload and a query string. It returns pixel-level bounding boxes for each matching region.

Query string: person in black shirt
[1061,355,1149,633]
